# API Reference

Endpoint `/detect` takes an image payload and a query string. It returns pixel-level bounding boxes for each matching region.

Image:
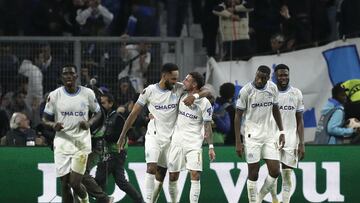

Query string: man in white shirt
[43,65,102,203]
[269,64,305,203]
[117,63,210,203]
[167,72,216,203]
[234,65,285,203]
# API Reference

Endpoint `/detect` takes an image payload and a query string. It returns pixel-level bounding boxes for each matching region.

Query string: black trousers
[95,150,144,203]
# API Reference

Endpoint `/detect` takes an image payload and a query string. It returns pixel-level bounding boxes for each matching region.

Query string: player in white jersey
[42,65,101,203]
[234,65,285,203]
[117,63,210,203]
[269,64,305,203]
[167,72,216,203]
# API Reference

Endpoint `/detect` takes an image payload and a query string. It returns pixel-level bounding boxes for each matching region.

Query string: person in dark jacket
[5,112,36,146]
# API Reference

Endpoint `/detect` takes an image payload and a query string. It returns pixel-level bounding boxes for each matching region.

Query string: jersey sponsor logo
[154,104,177,110]
[279,105,295,110]
[60,111,86,116]
[251,102,273,108]
[179,110,198,119]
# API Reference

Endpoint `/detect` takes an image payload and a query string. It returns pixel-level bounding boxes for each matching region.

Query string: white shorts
[144,135,171,168]
[168,145,203,172]
[244,141,280,164]
[54,151,88,177]
[280,148,298,168]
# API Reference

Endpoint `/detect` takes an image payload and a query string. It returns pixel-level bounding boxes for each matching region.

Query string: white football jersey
[236,81,279,142]
[172,93,213,149]
[276,86,304,149]
[137,82,185,141]
[44,86,100,154]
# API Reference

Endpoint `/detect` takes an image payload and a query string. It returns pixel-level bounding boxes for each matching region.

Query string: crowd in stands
[1,0,360,147]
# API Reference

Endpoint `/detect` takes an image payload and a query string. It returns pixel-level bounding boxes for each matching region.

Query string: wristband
[209,144,214,149]
[193,93,200,99]
[279,130,285,134]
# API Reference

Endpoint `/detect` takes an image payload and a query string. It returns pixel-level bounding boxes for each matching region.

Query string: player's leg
[60,174,73,203]
[281,163,293,203]
[167,145,185,203]
[257,142,281,203]
[152,141,171,202]
[113,150,144,203]
[70,153,89,203]
[144,136,161,203]
[244,142,262,203]
[186,149,203,203]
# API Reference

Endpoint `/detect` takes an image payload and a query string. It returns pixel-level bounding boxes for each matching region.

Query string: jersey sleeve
[202,100,213,122]
[296,89,305,112]
[44,92,55,116]
[88,89,100,113]
[236,85,248,110]
[137,86,151,106]
[273,84,279,106]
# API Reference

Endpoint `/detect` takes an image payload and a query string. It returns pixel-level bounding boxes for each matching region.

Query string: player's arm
[204,121,216,161]
[234,108,244,157]
[296,111,305,160]
[272,104,285,149]
[183,87,212,106]
[42,113,63,131]
[80,110,102,130]
[117,102,143,149]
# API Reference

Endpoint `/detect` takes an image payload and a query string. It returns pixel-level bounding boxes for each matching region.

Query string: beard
[164,80,174,90]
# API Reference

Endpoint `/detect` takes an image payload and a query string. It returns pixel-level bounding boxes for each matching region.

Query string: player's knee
[248,170,259,181]
[269,169,280,178]
[169,172,179,182]
[190,171,200,181]
[69,178,81,190]
[146,163,157,174]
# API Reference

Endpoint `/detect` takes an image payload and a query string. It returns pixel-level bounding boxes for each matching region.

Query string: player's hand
[235,142,244,157]
[297,143,305,160]
[148,113,154,120]
[79,121,90,130]
[117,134,126,152]
[183,95,196,106]
[279,133,285,150]
[209,148,216,162]
[53,122,64,131]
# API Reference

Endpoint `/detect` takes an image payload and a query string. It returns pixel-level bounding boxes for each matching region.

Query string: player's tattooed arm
[234,109,244,157]
[204,121,216,161]
[42,114,64,131]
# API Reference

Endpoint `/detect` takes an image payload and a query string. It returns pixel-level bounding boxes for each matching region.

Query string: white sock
[270,178,279,202]
[258,175,276,203]
[79,193,89,203]
[190,180,201,203]
[282,169,293,203]
[247,179,258,203]
[168,181,178,203]
[152,179,163,203]
[145,173,155,203]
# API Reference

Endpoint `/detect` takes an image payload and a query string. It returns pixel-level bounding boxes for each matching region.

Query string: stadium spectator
[76,0,114,36]
[342,79,360,120]
[315,83,358,144]
[95,93,144,202]
[115,77,138,116]
[118,41,152,93]
[215,82,236,145]
[42,65,102,203]
[117,63,210,203]
[270,64,305,203]
[167,72,215,203]
[0,43,20,95]
[0,107,9,138]
[234,65,284,203]
[126,2,159,36]
[213,0,254,60]
[4,112,37,146]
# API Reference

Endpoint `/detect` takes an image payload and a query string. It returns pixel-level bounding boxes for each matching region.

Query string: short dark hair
[220,82,235,100]
[161,63,179,74]
[257,65,271,75]
[332,82,346,98]
[62,64,77,72]
[101,93,117,108]
[274,64,289,72]
[189,72,204,89]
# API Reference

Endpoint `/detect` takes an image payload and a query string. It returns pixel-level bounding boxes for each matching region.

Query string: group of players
[42,61,305,203]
